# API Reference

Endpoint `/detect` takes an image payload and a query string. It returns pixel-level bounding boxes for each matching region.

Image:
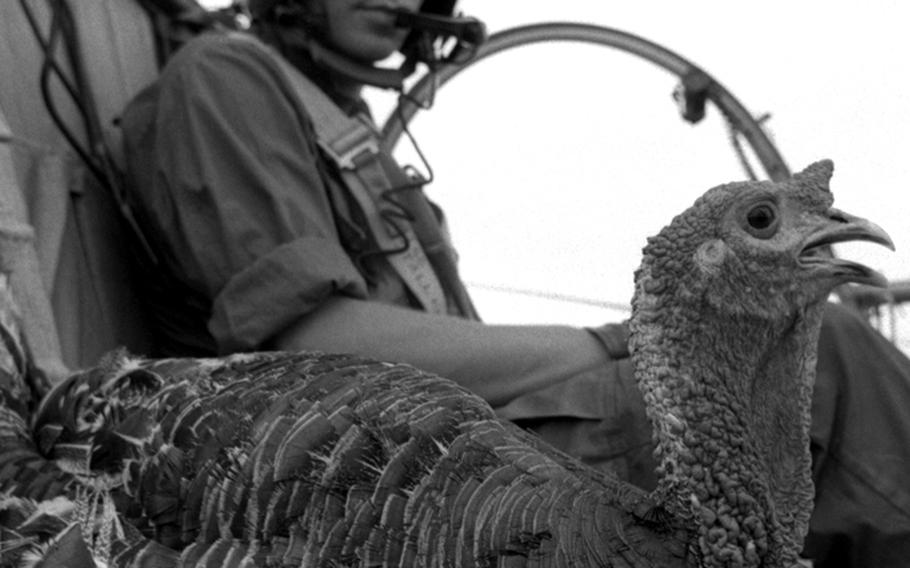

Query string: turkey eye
[744,202,779,238]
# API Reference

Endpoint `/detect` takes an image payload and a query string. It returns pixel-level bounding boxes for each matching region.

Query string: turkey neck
[631,300,823,567]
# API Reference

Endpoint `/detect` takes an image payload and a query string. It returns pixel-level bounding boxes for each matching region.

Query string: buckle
[319,124,380,170]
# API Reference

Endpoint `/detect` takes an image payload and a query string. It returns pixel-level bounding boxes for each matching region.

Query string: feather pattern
[0,161,894,567]
[9,350,687,567]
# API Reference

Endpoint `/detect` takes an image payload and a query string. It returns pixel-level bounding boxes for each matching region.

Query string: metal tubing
[381,21,790,181]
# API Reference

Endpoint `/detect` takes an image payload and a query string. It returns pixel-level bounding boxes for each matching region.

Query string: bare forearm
[267,296,610,407]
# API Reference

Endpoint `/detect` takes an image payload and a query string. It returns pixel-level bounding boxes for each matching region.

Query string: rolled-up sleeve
[128,34,368,352]
[210,235,364,350]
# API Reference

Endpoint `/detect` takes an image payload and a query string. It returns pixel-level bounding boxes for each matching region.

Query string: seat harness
[238,33,478,319]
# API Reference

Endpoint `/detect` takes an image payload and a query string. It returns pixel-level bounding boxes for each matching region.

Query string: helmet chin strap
[306,40,414,91]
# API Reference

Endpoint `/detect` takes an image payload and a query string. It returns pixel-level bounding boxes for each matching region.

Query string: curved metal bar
[381,21,790,181]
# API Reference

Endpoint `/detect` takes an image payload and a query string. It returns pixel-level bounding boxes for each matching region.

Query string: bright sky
[368,1,909,347]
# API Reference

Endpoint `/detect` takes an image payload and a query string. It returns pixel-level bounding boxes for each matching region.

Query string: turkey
[0,160,894,567]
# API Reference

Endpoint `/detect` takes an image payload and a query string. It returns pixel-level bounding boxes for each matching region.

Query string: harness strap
[242,34,459,316]
[328,123,449,315]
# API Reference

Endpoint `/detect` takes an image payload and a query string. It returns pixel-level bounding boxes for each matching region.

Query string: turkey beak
[799,209,895,288]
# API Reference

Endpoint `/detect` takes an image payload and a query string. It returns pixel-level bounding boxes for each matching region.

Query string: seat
[0,0,161,374]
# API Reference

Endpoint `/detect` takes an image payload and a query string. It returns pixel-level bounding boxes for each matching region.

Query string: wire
[393,102,435,184]
[726,112,773,182]
[20,0,105,182]
[354,91,439,269]
[727,122,758,181]
[19,0,161,266]
[19,0,80,98]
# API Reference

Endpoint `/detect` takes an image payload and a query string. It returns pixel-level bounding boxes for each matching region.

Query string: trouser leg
[513,357,658,490]
[803,302,910,567]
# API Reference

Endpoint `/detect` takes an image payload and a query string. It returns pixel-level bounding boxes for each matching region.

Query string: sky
[366,1,910,351]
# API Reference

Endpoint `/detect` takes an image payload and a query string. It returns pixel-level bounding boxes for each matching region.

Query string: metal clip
[319,124,380,170]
